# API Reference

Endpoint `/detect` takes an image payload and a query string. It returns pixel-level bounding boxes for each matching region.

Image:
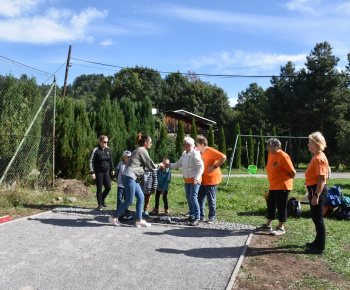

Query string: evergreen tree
[272,127,277,137]
[207,126,214,147]
[259,129,266,168]
[176,120,185,158]
[218,126,227,168]
[190,117,197,141]
[232,123,242,169]
[119,97,138,150]
[155,124,168,163]
[248,129,254,166]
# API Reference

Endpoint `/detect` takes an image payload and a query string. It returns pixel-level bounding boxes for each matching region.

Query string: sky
[1,0,350,107]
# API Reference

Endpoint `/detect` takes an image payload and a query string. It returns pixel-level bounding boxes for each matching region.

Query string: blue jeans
[113,175,144,220]
[116,187,129,214]
[185,182,201,220]
[198,185,217,220]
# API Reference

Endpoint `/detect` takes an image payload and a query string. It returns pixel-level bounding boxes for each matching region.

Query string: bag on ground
[287,197,301,218]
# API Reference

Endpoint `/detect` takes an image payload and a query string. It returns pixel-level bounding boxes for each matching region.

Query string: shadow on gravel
[27,216,107,227]
[246,244,305,256]
[143,228,251,238]
[156,246,242,259]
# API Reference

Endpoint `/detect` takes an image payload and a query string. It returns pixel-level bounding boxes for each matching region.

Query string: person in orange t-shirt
[196,136,226,224]
[257,138,296,236]
[304,132,329,254]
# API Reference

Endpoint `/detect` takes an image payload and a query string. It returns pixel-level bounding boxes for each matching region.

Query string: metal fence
[0,56,56,189]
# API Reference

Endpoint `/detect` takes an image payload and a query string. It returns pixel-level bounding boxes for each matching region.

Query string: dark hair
[196,136,208,146]
[135,132,151,146]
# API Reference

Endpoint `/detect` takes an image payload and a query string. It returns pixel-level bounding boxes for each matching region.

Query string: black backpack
[334,204,350,221]
[287,197,302,218]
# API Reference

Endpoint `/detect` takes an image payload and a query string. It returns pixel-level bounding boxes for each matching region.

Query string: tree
[232,123,242,169]
[259,129,266,168]
[190,117,197,141]
[176,120,185,158]
[248,129,254,166]
[207,126,214,147]
[155,124,168,163]
[218,126,227,168]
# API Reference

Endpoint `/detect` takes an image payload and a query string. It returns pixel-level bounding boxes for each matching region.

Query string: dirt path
[233,233,350,289]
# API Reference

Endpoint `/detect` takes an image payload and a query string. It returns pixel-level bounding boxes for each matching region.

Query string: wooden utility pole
[62,45,72,99]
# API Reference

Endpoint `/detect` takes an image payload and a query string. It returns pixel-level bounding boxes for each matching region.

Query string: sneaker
[207,218,216,224]
[135,220,151,227]
[256,224,272,231]
[188,216,195,221]
[305,247,324,254]
[164,209,169,216]
[150,208,159,215]
[125,209,131,215]
[95,205,103,211]
[270,227,285,236]
[122,215,133,220]
[108,216,122,226]
[143,211,150,217]
[190,219,200,226]
[306,241,316,248]
[102,202,108,208]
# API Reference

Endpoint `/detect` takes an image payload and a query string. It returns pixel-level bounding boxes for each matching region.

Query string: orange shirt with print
[266,150,295,190]
[201,147,225,185]
[305,152,328,186]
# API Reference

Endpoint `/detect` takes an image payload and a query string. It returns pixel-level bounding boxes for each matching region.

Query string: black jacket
[89,146,115,174]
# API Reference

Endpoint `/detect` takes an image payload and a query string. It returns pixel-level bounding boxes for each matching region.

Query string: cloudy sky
[1,0,350,106]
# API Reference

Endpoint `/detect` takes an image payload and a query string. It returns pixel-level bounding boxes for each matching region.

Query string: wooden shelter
[163,110,216,134]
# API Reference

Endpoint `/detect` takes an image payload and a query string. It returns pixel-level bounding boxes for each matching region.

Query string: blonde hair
[309,131,327,151]
[98,135,108,144]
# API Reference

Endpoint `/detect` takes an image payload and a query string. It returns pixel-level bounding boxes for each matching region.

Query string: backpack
[325,186,342,207]
[287,197,302,218]
[334,196,350,221]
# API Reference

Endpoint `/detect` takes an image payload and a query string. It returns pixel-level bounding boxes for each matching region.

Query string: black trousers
[95,171,111,206]
[267,190,290,222]
[307,184,327,251]
[155,189,169,210]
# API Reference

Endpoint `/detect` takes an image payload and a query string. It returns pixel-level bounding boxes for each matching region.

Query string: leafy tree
[207,126,214,147]
[190,117,197,141]
[232,123,242,169]
[175,120,185,158]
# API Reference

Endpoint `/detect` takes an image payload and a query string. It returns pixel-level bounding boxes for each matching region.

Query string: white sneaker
[135,219,151,227]
[108,216,122,226]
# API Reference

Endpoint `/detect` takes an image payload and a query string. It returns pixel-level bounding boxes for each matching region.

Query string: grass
[1,175,350,281]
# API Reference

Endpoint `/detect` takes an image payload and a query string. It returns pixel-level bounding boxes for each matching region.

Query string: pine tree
[119,97,137,151]
[207,126,214,147]
[248,128,254,166]
[155,124,168,163]
[233,123,242,169]
[259,129,266,168]
[272,127,277,137]
[176,120,185,158]
[218,126,227,168]
[190,117,197,141]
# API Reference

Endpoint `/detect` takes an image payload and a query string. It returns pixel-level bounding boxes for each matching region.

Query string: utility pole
[62,45,72,99]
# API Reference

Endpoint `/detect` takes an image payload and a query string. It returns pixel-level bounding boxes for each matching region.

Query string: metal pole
[225,135,238,186]
[62,45,72,99]
[52,76,56,188]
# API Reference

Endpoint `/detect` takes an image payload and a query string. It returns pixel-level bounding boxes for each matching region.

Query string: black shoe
[306,242,316,248]
[102,203,108,208]
[190,219,200,226]
[95,205,103,211]
[125,209,131,215]
[188,217,195,221]
[305,247,324,254]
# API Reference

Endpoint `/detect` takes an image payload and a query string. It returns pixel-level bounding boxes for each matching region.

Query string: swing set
[226,134,309,186]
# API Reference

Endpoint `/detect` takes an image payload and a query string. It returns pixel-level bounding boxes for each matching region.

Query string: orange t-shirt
[200,147,225,185]
[305,152,329,186]
[266,150,295,190]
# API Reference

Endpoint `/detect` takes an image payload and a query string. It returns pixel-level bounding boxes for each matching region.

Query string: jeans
[185,182,201,220]
[198,185,217,220]
[307,184,327,251]
[116,187,129,214]
[95,171,111,206]
[113,175,144,220]
[266,190,290,222]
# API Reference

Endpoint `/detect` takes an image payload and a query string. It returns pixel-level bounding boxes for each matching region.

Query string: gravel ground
[1,208,254,290]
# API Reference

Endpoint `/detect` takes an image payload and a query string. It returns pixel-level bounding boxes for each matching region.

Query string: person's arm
[162,170,172,191]
[193,152,204,184]
[311,175,326,205]
[90,148,97,180]
[109,148,115,176]
[208,155,227,172]
[288,170,296,178]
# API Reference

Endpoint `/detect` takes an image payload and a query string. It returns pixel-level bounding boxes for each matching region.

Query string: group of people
[257,132,329,254]
[90,131,329,254]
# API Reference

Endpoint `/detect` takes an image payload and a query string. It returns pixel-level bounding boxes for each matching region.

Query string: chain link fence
[0,56,56,189]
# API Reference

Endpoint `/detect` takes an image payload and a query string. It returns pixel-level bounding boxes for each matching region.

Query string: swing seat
[248,165,257,174]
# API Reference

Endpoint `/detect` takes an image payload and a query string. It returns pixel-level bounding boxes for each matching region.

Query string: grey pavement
[0,210,253,290]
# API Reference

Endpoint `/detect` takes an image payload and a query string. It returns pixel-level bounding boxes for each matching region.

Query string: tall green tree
[248,129,254,166]
[190,117,197,141]
[218,126,227,168]
[176,120,185,158]
[155,124,168,163]
[207,126,214,147]
[232,123,242,169]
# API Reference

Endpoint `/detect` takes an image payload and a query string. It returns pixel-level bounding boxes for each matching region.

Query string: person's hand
[91,173,96,180]
[164,163,171,169]
[311,195,319,206]
[208,165,217,172]
[111,171,115,176]
[193,179,199,186]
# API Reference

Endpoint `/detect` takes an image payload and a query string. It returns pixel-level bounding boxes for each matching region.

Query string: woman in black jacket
[90,135,115,211]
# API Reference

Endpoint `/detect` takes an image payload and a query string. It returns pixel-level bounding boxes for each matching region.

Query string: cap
[123,150,131,156]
